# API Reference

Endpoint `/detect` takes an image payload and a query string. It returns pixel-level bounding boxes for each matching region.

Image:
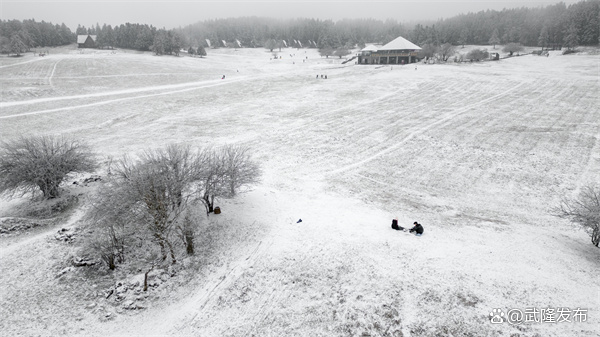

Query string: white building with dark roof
[358,36,421,65]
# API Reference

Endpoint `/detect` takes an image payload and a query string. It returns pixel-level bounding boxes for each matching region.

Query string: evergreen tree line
[178,0,598,50]
[179,17,410,50]
[0,19,73,54]
[413,0,599,48]
[1,0,597,56]
[0,19,187,55]
[75,23,185,55]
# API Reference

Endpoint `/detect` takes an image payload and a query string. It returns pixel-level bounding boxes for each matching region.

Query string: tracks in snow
[0,209,84,261]
[47,59,62,87]
[167,238,274,334]
[329,81,528,175]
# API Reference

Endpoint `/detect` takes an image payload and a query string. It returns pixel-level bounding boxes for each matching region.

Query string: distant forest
[0,0,598,55]
[181,0,598,49]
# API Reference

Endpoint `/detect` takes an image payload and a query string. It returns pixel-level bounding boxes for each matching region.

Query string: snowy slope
[1,46,599,336]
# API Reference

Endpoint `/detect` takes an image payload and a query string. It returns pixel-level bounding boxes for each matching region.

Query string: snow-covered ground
[1,45,599,336]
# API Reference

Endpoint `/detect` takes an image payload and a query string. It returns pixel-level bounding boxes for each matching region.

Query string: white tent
[379,36,421,51]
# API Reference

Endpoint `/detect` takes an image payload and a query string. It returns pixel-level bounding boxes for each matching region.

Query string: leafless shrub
[0,135,97,199]
[554,185,600,248]
[465,48,489,61]
[114,145,200,264]
[83,144,200,270]
[82,143,260,271]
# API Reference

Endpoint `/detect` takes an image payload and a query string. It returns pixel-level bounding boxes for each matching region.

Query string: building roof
[361,44,380,52]
[379,36,421,51]
[77,35,97,44]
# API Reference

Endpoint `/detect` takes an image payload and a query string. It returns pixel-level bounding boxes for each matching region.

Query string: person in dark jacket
[391,218,404,231]
[409,222,424,236]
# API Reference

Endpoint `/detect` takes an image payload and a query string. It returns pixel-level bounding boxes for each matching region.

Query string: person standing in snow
[409,222,424,236]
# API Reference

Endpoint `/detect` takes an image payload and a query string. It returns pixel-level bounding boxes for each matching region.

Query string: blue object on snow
[297,219,302,223]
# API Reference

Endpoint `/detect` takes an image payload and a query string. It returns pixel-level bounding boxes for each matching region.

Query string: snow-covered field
[1,45,599,336]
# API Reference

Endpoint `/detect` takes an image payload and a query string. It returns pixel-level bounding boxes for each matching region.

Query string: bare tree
[114,145,199,264]
[83,181,137,270]
[502,43,523,56]
[0,135,97,199]
[418,43,438,61]
[437,43,456,62]
[196,145,261,215]
[196,147,227,215]
[318,47,334,58]
[334,47,351,59]
[221,144,261,197]
[178,208,200,255]
[82,144,260,270]
[264,38,277,52]
[83,172,190,271]
[554,185,600,248]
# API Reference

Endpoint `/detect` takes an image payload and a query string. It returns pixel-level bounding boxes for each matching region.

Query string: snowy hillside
[1,46,599,336]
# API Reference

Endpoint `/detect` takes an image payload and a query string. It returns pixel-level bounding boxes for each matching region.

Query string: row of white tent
[204,39,319,48]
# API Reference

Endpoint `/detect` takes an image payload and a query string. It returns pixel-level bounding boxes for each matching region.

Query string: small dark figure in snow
[391,218,404,231]
[321,75,323,78]
[316,74,319,79]
[409,222,424,236]
[222,75,225,79]
[297,219,303,223]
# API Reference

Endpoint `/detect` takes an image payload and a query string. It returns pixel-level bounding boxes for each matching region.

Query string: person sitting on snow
[409,222,424,236]
[391,218,404,231]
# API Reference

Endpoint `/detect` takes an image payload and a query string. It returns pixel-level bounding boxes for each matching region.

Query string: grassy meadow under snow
[0,45,599,336]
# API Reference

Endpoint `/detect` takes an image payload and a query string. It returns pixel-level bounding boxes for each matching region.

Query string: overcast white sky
[1,0,582,31]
